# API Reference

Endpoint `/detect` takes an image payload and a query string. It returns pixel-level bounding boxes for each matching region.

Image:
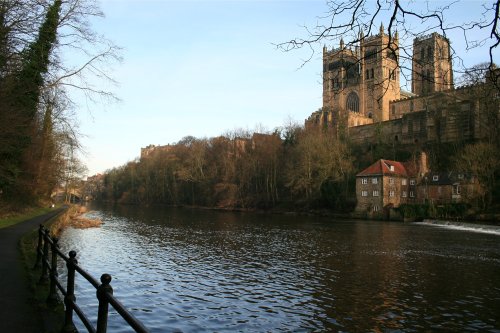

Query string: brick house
[355,159,414,217]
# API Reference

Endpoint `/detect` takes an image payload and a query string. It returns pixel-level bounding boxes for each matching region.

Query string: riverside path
[0,208,65,333]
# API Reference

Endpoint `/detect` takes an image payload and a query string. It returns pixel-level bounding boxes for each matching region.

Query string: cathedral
[305,25,476,143]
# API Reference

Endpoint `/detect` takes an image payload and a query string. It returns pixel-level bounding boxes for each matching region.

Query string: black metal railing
[35,224,149,333]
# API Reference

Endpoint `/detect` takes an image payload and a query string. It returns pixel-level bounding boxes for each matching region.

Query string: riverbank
[0,206,55,229]
[92,200,500,225]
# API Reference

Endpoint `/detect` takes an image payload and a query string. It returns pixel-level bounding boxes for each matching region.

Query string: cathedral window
[427,46,433,59]
[366,69,370,79]
[420,48,425,61]
[371,68,374,79]
[389,69,396,80]
[346,92,360,113]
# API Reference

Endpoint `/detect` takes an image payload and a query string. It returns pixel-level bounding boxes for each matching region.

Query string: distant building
[83,173,105,201]
[140,144,173,159]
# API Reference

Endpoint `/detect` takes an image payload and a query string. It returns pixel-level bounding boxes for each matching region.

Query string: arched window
[346,92,360,113]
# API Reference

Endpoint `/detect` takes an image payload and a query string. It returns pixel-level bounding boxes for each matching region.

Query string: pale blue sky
[74,0,497,176]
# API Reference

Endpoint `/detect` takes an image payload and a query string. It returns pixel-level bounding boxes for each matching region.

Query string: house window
[373,190,379,197]
[389,177,394,184]
[402,191,407,198]
[402,179,407,186]
[433,175,439,181]
[373,205,379,212]
[372,178,378,184]
[410,191,415,198]
[389,190,395,197]
[361,178,368,184]
[361,190,368,197]
[410,179,415,185]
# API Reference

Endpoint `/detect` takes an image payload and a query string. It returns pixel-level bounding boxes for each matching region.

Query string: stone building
[140,144,173,159]
[355,159,416,217]
[319,24,402,128]
[355,156,482,218]
[417,172,481,205]
[306,28,498,146]
[412,33,453,95]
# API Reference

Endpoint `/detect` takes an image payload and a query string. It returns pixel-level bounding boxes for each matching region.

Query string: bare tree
[278,0,499,89]
[47,0,122,105]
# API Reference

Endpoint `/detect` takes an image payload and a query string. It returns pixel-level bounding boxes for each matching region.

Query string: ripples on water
[57,205,500,332]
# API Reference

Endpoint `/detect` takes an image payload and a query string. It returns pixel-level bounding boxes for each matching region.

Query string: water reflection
[57,204,500,332]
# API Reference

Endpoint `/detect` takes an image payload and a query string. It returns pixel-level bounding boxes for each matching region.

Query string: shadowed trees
[0,0,119,206]
[100,125,356,212]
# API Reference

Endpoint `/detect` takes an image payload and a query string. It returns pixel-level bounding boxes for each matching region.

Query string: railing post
[47,237,59,305]
[96,274,113,333]
[39,229,50,284]
[34,224,44,269]
[62,251,78,333]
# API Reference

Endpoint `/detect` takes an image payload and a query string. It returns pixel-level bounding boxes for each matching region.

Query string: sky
[71,0,497,176]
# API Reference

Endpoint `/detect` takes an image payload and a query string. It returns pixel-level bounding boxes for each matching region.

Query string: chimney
[419,152,429,176]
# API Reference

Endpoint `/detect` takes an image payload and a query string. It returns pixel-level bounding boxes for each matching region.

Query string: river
[58,204,500,332]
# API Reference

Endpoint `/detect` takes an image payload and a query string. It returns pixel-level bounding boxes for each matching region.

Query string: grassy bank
[0,206,55,229]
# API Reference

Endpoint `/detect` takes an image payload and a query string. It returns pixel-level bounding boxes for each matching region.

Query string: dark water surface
[58,204,500,332]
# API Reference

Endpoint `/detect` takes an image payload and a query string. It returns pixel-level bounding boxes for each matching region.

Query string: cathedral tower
[321,24,400,133]
[412,33,453,95]
[360,24,400,122]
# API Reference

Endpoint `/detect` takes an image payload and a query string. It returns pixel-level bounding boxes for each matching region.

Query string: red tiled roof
[356,159,408,177]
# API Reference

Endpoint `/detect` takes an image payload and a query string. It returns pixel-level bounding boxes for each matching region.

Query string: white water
[415,220,500,236]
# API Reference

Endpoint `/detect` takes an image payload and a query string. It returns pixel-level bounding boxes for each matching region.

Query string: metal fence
[34,224,149,333]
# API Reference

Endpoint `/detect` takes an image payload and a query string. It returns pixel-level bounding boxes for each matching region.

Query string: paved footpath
[0,208,65,333]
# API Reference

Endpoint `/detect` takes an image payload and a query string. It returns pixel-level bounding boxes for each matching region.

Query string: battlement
[414,32,449,43]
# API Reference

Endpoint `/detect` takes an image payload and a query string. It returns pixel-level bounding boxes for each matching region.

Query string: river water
[58,204,500,332]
